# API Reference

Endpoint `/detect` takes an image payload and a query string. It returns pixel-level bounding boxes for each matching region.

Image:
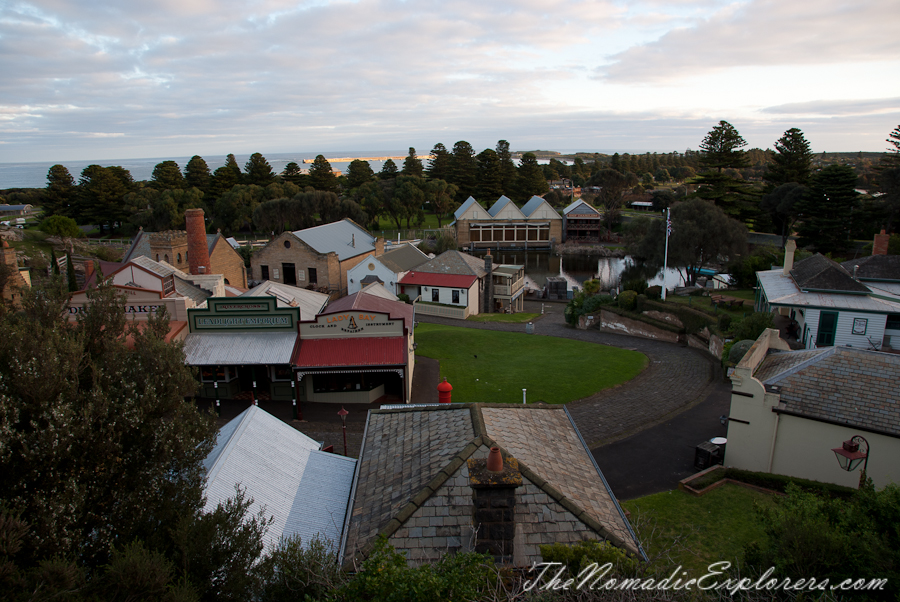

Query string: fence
[414,302,469,320]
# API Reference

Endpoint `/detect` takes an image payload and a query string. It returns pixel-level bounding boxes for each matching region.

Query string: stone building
[341,403,642,567]
[453,195,562,250]
[251,219,384,297]
[123,208,248,288]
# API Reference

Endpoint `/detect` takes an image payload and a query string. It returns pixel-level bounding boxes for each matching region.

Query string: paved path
[418,300,722,449]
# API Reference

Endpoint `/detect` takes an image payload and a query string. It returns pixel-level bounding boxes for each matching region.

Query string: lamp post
[338,406,349,456]
[832,435,869,487]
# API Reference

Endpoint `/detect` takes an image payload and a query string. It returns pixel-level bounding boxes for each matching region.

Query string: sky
[1,0,899,163]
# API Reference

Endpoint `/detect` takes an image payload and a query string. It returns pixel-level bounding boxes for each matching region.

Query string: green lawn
[414,323,647,404]
[466,313,541,324]
[663,289,757,321]
[623,484,774,574]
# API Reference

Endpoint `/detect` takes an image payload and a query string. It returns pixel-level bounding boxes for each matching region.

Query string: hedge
[725,468,856,500]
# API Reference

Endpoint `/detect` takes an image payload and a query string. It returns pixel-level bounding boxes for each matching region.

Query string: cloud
[761,97,900,117]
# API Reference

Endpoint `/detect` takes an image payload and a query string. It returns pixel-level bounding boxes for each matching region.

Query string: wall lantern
[832,435,869,475]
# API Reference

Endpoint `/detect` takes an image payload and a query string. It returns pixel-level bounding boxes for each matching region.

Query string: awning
[183,332,298,365]
[292,336,406,368]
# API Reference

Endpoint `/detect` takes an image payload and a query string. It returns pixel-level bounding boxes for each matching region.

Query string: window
[261,265,270,280]
[452,290,460,304]
[432,288,440,302]
[177,253,182,263]
[470,229,480,242]
[308,268,318,284]
[284,240,291,248]
[887,314,900,330]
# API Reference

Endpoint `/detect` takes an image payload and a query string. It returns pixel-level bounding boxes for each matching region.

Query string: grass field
[414,323,647,404]
[466,313,541,324]
[623,484,773,574]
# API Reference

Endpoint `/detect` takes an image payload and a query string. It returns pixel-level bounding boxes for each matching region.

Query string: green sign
[188,297,300,332]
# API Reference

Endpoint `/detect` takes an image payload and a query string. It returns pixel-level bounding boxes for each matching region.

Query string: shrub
[539,540,638,577]
[718,313,732,331]
[622,278,648,295]
[256,535,347,602]
[40,215,82,238]
[582,294,613,315]
[645,285,662,300]
[617,290,637,311]
[728,339,755,364]
[731,312,774,342]
[91,245,122,262]
[397,293,410,304]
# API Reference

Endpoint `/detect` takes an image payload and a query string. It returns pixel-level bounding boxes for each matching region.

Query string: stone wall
[598,309,680,344]
[210,241,247,288]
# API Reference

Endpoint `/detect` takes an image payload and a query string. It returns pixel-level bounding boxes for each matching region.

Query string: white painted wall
[347,257,398,295]
[802,308,887,350]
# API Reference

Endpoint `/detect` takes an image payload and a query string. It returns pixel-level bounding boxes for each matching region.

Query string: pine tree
[378,159,399,181]
[764,128,813,189]
[184,155,211,192]
[44,165,76,218]
[308,155,339,193]
[426,143,451,181]
[475,149,503,201]
[401,147,423,178]
[244,153,276,186]
[796,164,861,253]
[694,121,757,219]
[495,140,518,197]
[516,152,549,199]
[449,141,478,201]
[150,161,185,190]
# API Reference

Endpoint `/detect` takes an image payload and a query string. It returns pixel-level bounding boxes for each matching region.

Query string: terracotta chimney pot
[873,229,890,256]
[487,447,503,472]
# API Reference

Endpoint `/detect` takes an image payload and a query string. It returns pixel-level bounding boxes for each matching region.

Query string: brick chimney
[873,229,890,256]
[185,208,211,275]
[83,260,94,278]
[783,239,796,276]
[468,449,522,564]
[483,251,493,314]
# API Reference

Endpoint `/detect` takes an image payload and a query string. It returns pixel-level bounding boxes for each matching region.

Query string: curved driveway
[416,300,722,449]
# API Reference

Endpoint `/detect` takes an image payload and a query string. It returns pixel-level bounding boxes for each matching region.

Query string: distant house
[0,204,33,216]
[756,237,900,351]
[124,209,248,288]
[346,243,429,296]
[250,219,384,297]
[240,280,330,319]
[400,250,491,318]
[203,406,356,553]
[562,198,603,243]
[453,195,562,250]
[725,328,900,489]
[341,403,643,567]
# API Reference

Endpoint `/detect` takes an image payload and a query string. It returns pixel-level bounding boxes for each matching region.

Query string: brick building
[453,195,563,250]
[251,219,384,297]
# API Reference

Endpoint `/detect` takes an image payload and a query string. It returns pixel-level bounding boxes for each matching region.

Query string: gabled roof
[487,195,524,218]
[841,255,900,282]
[293,336,406,367]
[755,347,900,437]
[322,289,413,330]
[399,271,477,289]
[757,269,900,313]
[342,404,641,565]
[122,229,151,264]
[413,250,489,278]
[790,254,870,293]
[359,281,398,300]
[453,196,482,220]
[292,219,375,261]
[203,406,356,552]
[378,244,430,272]
[564,198,601,216]
[520,196,561,219]
[242,281,329,319]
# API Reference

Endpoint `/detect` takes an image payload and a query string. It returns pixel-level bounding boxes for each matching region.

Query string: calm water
[0,150,410,189]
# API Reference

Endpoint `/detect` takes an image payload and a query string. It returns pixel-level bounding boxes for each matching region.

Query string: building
[400,250,491,319]
[340,403,643,567]
[250,219,384,297]
[725,328,900,489]
[756,239,900,350]
[562,198,604,243]
[453,196,562,250]
[203,405,356,552]
[346,243,430,296]
[293,289,415,403]
[124,209,248,288]
[1,241,30,308]
[0,204,33,216]
[242,280,330,315]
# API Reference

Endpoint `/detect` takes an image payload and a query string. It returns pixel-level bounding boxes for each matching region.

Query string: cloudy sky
[2,0,898,163]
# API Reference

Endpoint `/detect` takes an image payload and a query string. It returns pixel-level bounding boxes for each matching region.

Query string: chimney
[483,251,493,314]
[83,260,95,278]
[783,239,796,276]
[873,229,889,256]
[437,378,452,404]
[468,449,522,564]
[351,233,355,248]
[185,208,211,276]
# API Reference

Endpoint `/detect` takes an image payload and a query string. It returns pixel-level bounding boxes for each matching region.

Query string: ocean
[0,151,412,189]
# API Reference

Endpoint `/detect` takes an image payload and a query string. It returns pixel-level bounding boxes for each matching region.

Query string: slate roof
[378,244,430,272]
[453,196,482,220]
[413,250,489,278]
[790,254,870,293]
[203,406,356,552]
[841,255,900,282]
[322,289,413,330]
[755,346,900,436]
[292,219,375,261]
[242,281,329,319]
[342,404,640,563]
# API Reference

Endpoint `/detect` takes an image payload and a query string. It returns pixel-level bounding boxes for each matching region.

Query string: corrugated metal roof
[379,244,430,272]
[183,332,298,365]
[293,336,406,367]
[204,406,356,552]
[564,198,600,215]
[759,270,900,313]
[400,271,477,288]
[293,219,375,261]
[488,195,522,217]
[243,281,329,319]
[453,196,481,220]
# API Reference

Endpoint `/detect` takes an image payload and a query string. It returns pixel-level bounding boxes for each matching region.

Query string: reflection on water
[474,250,686,292]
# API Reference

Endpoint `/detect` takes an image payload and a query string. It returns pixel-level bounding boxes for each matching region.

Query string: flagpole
[662,207,670,301]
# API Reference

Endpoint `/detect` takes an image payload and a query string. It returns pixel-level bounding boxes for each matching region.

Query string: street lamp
[832,435,869,486]
[338,406,349,456]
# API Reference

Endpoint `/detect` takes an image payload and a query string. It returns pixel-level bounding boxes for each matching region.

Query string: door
[816,312,838,347]
[282,263,297,286]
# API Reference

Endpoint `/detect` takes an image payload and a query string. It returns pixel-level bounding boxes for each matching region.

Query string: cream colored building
[453,195,562,250]
[726,328,900,489]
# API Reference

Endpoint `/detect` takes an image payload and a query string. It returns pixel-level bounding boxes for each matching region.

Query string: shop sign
[300,311,402,338]
[188,297,299,332]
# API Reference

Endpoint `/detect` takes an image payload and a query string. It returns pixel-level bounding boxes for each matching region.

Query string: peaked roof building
[341,404,642,567]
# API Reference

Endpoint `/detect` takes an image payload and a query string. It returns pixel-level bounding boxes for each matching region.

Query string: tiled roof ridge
[762,346,838,384]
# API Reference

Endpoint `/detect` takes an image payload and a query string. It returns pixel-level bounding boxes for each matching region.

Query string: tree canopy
[43,164,76,218]
[243,153,276,187]
[764,128,813,189]
[184,155,211,193]
[151,160,185,190]
[401,147,424,178]
[796,164,861,253]
[694,121,757,219]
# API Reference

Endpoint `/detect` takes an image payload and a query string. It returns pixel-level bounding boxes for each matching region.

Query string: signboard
[67,286,187,321]
[299,311,403,339]
[188,297,300,332]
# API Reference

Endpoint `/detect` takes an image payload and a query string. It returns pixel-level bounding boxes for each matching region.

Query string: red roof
[322,291,413,330]
[292,337,407,367]
[399,271,477,288]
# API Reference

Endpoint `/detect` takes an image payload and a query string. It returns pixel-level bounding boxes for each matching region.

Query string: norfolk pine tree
[401,147,424,177]
[694,121,758,220]
[308,155,340,193]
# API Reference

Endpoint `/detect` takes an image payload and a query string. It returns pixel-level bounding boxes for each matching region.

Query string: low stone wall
[642,309,683,327]
[597,309,680,344]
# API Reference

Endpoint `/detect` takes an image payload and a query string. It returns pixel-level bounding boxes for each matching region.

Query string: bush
[91,245,122,262]
[725,469,855,499]
[622,278,648,295]
[728,339,755,364]
[397,293,410,304]
[40,215,82,238]
[539,540,638,577]
[617,290,637,311]
[582,294,613,315]
[718,313,732,331]
[731,312,774,342]
[256,535,348,602]
[645,285,661,300]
